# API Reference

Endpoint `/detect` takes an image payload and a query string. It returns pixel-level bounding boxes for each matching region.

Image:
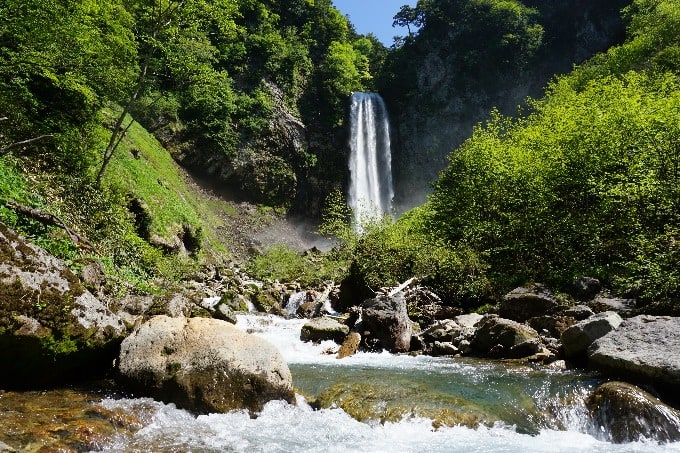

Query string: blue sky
[333,0,418,46]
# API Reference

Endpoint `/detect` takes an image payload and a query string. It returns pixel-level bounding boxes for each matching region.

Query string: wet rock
[561,304,594,320]
[432,341,459,356]
[499,284,559,322]
[213,303,237,324]
[117,316,294,414]
[296,300,322,319]
[315,382,489,428]
[0,224,126,388]
[566,276,602,301]
[471,315,541,358]
[588,315,680,392]
[362,293,413,353]
[300,316,349,344]
[560,311,622,358]
[586,381,680,443]
[337,331,361,359]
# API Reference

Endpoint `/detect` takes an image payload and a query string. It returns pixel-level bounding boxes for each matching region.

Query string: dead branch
[3,199,94,250]
[0,134,53,157]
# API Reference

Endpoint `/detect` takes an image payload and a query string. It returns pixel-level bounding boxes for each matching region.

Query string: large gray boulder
[586,381,680,443]
[300,316,349,344]
[362,294,413,353]
[471,315,541,358]
[588,315,680,391]
[117,316,294,414]
[560,311,622,358]
[499,284,559,322]
[0,224,126,388]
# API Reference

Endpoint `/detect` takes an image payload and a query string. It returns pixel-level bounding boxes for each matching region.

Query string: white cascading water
[348,92,394,228]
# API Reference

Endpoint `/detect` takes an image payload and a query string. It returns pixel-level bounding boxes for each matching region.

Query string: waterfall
[348,92,394,227]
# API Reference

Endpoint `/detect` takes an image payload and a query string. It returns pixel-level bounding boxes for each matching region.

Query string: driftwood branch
[0,134,53,157]
[3,199,94,250]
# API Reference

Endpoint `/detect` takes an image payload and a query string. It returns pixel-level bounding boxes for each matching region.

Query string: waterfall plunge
[348,92,394,227]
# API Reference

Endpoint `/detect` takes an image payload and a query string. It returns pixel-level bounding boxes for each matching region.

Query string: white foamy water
[93,314,680,452]
[96,396,680,453]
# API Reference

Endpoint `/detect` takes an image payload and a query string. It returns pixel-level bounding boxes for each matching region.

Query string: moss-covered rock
[0,223,126,388]
[315,382,490,428]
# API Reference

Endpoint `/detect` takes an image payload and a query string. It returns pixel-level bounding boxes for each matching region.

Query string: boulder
[421,319,461,343]
[117,316,294,414]
[566,276,602,301]
[527,315,576,338]
[337,331,362,359]
[471,315,541,358]
[362,294,413,353]
[586,381,680,443]
[431,341,459,356]
[499,284,559,322]
[300,316,349,344]
[560,311,622,358]
[0,224,126,388]
[315,382,489,428]
[561,304,594,320]
[455,313,483,329]
[589,292,636,316]
[588,315,680,392]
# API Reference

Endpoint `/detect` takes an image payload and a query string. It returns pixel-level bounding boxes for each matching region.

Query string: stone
[337,331,361,359]
[300,316,349,344]
[455,313,483,329]
[560,311,622,358]
[80,260,105,292]
[0,223,126,388]
[362,294,413,353]
[561,304,594,320]
[589,292,636,315]
[213,303,237,324]
[296,300,321,319]
[566,276,602,301]
[471,315,541,358]
[431,341,459,356]
[315,382,489,428]
[528,315,576,338]
[421,319,461,343]
[117,316,294,414]
[499,284,559,322]
[586,381,680,443]
[587,315,680,392]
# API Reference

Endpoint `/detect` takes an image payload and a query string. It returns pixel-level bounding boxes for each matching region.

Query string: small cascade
[348,92,394,227]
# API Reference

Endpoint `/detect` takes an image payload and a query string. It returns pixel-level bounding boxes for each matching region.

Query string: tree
[0,0,137,169]
[393,4,424,37]
[96,0,239,185]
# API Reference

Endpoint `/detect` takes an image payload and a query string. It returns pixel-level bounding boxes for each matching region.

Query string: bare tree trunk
[95,53,151,187]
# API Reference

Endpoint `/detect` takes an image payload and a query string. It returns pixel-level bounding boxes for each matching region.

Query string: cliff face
[382,0,629,213]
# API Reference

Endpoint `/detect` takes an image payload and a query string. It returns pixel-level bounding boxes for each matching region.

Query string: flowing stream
[2,313,680,452]
[347,92,394,226]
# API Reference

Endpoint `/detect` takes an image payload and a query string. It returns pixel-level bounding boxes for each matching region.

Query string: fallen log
[3,199,94,250]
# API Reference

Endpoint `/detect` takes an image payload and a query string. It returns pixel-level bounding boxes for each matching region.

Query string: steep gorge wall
[382,0,629,212]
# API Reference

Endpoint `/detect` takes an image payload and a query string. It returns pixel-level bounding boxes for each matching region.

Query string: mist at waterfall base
[93,313,680,452]
[347,92,394,228]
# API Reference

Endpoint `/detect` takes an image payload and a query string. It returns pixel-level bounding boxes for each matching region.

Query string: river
[1,313,679,452]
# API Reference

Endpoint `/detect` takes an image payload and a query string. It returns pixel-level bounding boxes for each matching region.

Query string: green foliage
[342,206,492,307]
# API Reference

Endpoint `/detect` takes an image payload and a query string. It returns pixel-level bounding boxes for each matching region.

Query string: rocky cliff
[381,0,629,212]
